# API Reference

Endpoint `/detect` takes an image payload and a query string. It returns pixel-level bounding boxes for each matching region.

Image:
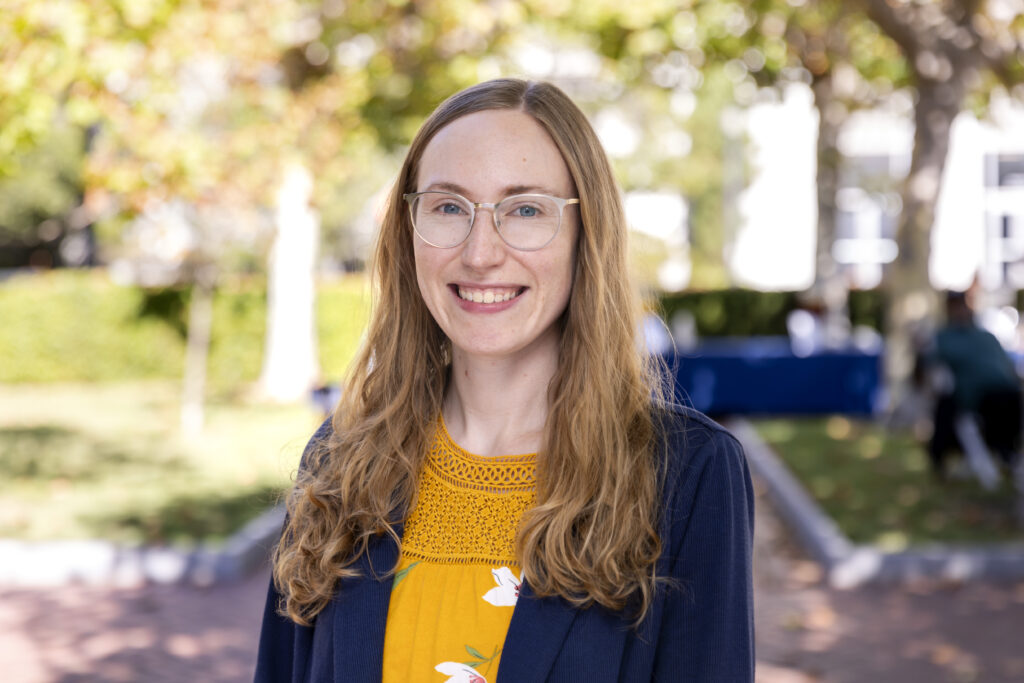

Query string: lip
[449,283,526,313]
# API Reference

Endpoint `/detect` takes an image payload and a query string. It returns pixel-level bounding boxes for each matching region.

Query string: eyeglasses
[403,191,579,251]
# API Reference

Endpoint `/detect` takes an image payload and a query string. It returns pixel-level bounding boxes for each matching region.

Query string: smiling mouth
[453,285,525,304]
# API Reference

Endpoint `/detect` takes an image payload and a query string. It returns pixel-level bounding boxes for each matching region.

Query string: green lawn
[0,382,323,544]
[0,270,372,389]
[753,417,1023,548]
[9,389,1019,549]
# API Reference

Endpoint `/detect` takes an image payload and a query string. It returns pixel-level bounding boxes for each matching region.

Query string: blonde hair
[273,79,667,626]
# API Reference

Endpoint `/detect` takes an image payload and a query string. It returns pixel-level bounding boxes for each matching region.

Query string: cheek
[413,247,440,314]
[412,248,424,293]
[553,226,579,307]
[541,256,576,314]
[559,262,576,309]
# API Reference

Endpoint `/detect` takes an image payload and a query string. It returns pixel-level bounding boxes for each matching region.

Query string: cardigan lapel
[496,579,579,682]
[331,531,399,682]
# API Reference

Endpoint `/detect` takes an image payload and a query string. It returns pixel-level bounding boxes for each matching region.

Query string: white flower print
[482,566,521,607]
[435,661,487,683]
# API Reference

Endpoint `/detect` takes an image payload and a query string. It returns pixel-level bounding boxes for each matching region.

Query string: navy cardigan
[255,404,754,682]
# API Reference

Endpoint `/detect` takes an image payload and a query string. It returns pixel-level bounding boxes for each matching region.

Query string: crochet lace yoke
[399,417,538,567]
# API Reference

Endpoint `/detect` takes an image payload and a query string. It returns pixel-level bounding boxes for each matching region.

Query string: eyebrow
[422,181,564,197]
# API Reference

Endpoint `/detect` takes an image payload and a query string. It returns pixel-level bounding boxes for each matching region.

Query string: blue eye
[505,201,547,219]
[440,202,464,215]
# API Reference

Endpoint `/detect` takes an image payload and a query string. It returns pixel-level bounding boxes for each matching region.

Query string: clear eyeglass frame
[403,190,580,251]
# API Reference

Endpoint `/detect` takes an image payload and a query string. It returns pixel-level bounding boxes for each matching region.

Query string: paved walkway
[3,484,1024,682]
[753,481,1024,683]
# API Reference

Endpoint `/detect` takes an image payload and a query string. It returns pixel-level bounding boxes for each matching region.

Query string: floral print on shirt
[481,567,521,607]
[435,660,487,683]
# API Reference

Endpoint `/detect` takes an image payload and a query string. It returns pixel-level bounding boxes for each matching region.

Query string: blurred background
[2,1,1024,681]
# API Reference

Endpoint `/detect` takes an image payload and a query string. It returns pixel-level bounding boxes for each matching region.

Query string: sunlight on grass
[825,416,851,440]
[0,382,323,544]
[753,418,1022,546]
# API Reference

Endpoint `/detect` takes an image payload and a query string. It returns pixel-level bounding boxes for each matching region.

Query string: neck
[443,334,560,458]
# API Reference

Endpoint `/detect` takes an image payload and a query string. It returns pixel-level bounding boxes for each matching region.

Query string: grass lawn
[0,382,324,544]
[753,417,1023,548]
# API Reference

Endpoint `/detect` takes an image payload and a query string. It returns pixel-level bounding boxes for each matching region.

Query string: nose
[460,206,506,269]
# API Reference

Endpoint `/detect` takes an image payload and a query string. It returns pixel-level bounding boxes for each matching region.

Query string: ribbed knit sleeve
[651,419,755,682]
[254,416,331,683]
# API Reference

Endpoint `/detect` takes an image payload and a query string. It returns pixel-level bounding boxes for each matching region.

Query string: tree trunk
[259,162,320,402]
[181,265,216,436]
[811,73,849,346]
[883,76,963,402]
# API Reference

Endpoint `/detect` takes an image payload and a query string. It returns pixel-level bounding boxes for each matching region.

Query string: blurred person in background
[255,79,754,682]
[923,290,1023,486]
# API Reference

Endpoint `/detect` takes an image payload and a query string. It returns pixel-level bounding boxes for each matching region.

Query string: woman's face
[412,109,579,363]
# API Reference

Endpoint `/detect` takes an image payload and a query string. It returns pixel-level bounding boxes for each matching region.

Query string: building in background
[734,86,1024,303]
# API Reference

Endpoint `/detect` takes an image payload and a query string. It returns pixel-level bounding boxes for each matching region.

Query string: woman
[256,78,753,682]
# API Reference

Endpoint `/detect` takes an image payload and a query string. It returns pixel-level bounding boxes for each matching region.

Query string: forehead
[416,109,574,196]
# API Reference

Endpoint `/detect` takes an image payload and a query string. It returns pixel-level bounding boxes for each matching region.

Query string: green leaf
[465,645,485,659]
[464,661,481,668]
[391,560,420,588]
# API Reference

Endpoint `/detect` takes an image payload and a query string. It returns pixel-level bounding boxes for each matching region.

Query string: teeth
[458,287,519,303]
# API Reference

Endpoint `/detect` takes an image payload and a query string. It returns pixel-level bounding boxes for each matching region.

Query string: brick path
[753,479,1024,683]
[0,567,267,682]
[3,484,1024,682]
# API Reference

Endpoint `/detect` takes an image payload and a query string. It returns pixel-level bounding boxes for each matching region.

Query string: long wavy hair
[273,78,667,626]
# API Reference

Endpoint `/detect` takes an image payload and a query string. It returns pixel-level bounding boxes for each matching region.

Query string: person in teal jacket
[255,78,754,682]
[927,291,1022,475]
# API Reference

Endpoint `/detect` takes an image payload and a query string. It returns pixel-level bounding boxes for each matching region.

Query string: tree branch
[856,0,923,57]
[980,44,1022,89]
[953,0,984,24]
[956,2,1022,88]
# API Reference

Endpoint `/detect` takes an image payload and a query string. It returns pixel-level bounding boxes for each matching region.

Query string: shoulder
[297,415,336,475]
[652,400,745,477]
[644,403,755,679]
[307,415,335,448]
[977,327,1006,349]
[650,400,753,542]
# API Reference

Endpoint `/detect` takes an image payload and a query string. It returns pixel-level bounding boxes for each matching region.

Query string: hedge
[0,270,891,386]
[656,288,886,337]
[0,270,370,389]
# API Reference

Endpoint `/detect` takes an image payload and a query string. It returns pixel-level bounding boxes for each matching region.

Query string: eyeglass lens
[410,192,562,250]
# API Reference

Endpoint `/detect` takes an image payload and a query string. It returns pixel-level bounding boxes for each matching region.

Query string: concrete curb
[0,505,284,588]
[730,419,1024,588]
[8,420,1024,590]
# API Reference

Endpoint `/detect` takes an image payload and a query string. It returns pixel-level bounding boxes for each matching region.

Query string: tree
[713,0,909,337]
[514,1,905,293]
[514,1,762,288]
[1,0,540,425]
[259,163,320,403]
[690,0,1022,395]
[854,0,1024,389]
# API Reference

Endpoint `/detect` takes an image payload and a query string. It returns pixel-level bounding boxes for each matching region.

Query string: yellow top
[382,417,537,683]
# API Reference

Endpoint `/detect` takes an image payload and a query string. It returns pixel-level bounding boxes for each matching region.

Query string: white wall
[731,84,817,290]
[731,85,1024,293]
